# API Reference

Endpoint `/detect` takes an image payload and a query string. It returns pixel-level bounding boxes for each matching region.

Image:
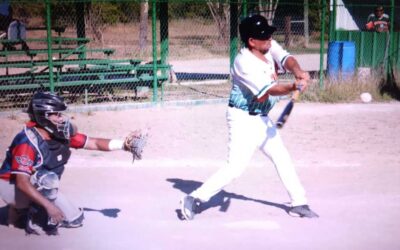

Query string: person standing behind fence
[365,5,390,32]
[0,0,12,35]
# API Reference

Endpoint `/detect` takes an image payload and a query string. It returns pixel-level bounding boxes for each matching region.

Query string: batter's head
[27,92,71,140]
[239,14,276,45]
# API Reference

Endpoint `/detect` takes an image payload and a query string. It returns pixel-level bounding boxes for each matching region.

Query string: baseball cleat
[180,195,201,220]
[59,209,84,228]
[288,205,319,218]
[25,218,41,235]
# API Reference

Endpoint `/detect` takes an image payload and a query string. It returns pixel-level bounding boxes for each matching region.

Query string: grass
[302,73,397,103]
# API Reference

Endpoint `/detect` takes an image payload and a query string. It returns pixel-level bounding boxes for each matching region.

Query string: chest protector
[28,127,71,178]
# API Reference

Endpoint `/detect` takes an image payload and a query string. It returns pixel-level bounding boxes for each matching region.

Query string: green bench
[1,37,91,46]
[0,58,140,70]
[0,63,170,93]
[0,48,115,58]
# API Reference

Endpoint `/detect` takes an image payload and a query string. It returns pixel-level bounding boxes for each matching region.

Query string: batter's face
[249,37,272,54]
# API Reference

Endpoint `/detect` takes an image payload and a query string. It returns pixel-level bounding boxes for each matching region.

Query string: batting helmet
[239,14,276,44]
[27,92,71,140]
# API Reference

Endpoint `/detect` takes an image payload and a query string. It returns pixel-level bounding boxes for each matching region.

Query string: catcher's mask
[239,14,277,45]
[27,92,71,140]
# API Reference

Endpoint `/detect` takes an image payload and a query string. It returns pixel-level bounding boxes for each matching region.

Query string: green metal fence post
[242,0,247,17]
[332,0,337,41]
[389,0,395,69]
[160,0,168,101]
[45,0,54,93]
[76,2,86,61]
[160,1,168,65]
[328,0,333,41]
[152,0,158,102]
[319,0,327,89]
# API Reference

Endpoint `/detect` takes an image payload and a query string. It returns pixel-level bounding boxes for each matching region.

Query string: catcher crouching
[0,92,147,235]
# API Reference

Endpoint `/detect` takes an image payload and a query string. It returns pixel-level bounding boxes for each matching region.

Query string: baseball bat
[276,89,300,129]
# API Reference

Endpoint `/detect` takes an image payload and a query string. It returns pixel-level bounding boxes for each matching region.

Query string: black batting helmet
[27,92,71,139]
[239,14,276,44]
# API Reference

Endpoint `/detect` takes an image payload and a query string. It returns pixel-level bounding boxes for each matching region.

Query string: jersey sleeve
[70,132,88,149]
[231,53,277,98]
[11,143,36,176]
[269,40,292,71]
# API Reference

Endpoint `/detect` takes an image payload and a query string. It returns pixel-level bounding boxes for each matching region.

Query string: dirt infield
[0,101,400,250]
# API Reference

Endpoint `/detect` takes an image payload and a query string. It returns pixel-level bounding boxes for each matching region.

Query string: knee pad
[30,170,59,201]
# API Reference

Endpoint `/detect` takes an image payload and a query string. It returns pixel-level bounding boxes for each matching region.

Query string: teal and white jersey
[229,40,291,115]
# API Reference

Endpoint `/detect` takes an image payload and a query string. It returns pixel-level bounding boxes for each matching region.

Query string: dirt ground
[0,101,399,250]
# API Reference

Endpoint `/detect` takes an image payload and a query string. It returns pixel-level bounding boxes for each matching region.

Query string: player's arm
[84,137,123,151]
[256,81,306,102]
[269,40,309,82]
[69,129,124,151]
[15,174,65,223]
[283,57,310,81]
[365,14,375,30]
[71,130,147,162]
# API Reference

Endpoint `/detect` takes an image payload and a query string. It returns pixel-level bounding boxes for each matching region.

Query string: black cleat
[180,196,201,220]
[288,205,319,218]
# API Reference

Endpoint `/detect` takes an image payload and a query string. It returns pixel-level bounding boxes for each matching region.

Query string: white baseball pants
[190,107,308,206]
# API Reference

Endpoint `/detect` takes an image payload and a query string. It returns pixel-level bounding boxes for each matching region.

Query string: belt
[228,103,267,116]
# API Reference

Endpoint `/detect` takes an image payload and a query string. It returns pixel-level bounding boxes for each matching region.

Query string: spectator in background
[365,5,390,32]
[0,0,12,34]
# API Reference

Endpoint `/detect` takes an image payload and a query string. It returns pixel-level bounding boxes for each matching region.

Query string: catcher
[0,92,147,235]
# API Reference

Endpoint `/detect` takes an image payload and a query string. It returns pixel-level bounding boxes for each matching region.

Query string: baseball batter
[0,92,147,235]
[180,14,318,220]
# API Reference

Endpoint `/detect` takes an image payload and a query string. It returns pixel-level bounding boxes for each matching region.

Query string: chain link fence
[330,2,399,83]
[0,0,398,112]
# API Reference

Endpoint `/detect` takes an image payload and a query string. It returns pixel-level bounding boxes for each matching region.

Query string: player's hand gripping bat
[276,89,300,129]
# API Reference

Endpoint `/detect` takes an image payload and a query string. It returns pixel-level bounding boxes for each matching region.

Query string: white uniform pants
[191,107,307,206]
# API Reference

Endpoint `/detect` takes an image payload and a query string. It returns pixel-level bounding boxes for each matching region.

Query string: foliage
[168,2,211,19]
[302,77,393,103]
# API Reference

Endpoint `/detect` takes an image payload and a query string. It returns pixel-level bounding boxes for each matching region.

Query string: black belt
[228,103,267,116]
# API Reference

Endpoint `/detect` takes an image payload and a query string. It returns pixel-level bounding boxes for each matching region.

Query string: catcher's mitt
[124,130,148,163]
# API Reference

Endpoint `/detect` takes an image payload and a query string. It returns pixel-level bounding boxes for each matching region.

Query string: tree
[139,1,148,52]
[206,1,230,42]
[258,0,279,25]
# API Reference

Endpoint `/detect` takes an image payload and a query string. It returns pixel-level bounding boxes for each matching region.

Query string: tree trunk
[207,1,230,43]
[258,0,279,25]
[139,1,149,52]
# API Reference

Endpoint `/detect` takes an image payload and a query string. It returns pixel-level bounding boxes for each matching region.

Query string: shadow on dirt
[0,205,9,226]
[167,178,290,220]
[0,205,121,228]
[82,208,121,218]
